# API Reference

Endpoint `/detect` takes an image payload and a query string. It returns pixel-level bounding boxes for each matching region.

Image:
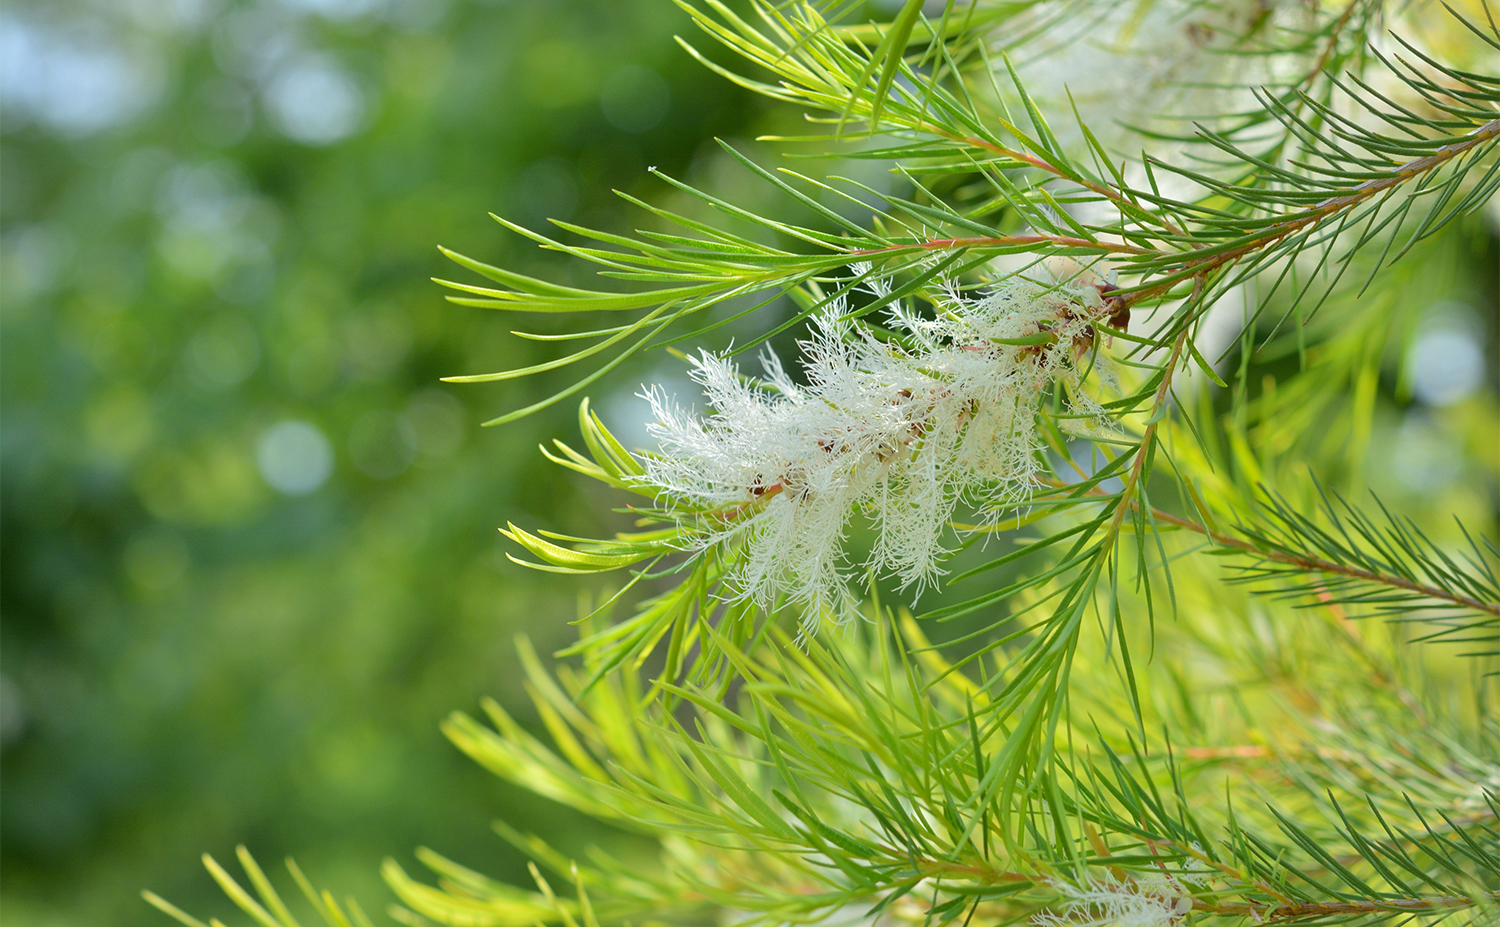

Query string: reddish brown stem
[909,98,1500,314]
[850,234,1152,257]
[1122,117,1500,306]
[1204,893,1499,919]
[1107,330,1191,538]
[1145,505,1500,617]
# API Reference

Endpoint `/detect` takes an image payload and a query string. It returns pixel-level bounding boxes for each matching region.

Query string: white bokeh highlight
[1,15,162,135]
[257,420,334,495]
[263,54,365,145]
[1408,327,1485,407]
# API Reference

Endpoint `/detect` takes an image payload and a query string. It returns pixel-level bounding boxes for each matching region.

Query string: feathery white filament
[1034,874,1193,927]
[1013,0,1312,159]
[640,273,1115,622]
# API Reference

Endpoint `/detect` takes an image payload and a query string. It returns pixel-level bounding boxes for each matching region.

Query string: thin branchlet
[1155,504,1500,617]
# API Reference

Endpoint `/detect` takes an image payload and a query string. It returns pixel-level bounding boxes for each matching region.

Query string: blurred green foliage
[0,0,779,922]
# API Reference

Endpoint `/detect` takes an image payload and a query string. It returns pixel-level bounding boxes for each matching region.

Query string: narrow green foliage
[1222,485,1500,655]
[146,850,374,927]
[161,2,1500,926]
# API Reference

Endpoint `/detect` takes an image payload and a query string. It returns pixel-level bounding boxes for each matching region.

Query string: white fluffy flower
[1011,0,1312,158]
[1035,873,1196,927]
[638,271,1115,622]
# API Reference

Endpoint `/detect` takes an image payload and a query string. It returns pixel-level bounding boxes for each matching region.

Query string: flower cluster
[1034,871,1202,927]
[1016,0,1311,158]
[638,270,1116,621]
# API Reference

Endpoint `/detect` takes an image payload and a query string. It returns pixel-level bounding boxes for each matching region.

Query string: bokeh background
[1,0,788,921]
[1,0,1496,924]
